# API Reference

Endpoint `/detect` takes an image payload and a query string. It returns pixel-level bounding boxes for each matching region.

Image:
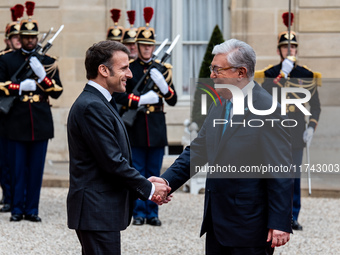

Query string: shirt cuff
[148,183,155,200]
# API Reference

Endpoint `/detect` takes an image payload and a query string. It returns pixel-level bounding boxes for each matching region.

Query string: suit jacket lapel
[211,100,226,151]
[213,83,261,161]
[84,84,132,157]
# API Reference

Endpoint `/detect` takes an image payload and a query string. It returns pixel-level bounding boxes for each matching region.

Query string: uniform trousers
[292,148,303,221]
[8,139,48,215]
[132,146,164,219]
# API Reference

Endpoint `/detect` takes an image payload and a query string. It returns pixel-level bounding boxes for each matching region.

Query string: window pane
[182,44,208,94]
[183,0,224,41]
[182,0,224,94]
[130,0,172,40]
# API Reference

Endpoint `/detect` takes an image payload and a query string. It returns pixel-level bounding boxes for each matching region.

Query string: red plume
[143,7,154,24]
[14,4,24,20]
[282,12,294,28]
[10,7,16,22]
[25,1,35,16]
[127,10,135,25]
[110,9,121,23]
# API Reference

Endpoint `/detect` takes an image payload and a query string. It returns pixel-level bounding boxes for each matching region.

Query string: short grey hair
[212,39,256,79]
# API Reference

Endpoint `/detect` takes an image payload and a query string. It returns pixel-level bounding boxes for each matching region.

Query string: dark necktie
[222,101,232,135]
[110,97,118,112]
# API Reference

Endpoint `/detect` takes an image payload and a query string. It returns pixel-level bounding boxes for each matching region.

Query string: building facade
[0,0,338,164]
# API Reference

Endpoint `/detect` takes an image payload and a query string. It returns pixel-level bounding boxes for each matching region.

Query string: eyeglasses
[209,65,236,75]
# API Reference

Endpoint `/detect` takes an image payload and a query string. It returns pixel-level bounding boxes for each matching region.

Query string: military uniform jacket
[255,63,321,149]
[114,58,177,147]
[0,49,63,141]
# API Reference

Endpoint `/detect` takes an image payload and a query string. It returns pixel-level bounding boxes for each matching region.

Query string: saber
[288,0,291,56]
[305,123,312,195]
[41,25,64,54]
[38,27,53,53]
[40,27,53,44]
[165,34,180,55]
[153,38,169,58]
[47,25,64,45]
[38,33,46,44]
[161,34,180,63]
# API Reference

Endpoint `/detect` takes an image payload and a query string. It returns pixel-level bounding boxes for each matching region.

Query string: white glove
[138,90,159,106]
[150,68,169,94]
[29,56,46,83]
[303,127,314,147]
[281,58,294,78]
[19,79,36,95]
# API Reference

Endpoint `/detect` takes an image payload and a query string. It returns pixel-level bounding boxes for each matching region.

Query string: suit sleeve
[261,107,294,233]
[81,101,152,200]
[161,107,210,192]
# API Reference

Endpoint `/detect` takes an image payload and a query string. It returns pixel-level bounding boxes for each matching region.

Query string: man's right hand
[138,90,159,106]
[19,79,36,95]
[150,180,171,205]
[280,58,294,78]
[29,56,47,83]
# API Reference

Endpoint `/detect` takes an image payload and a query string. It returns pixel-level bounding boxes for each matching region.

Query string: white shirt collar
[21,48,35,54]
[87,80,112,102]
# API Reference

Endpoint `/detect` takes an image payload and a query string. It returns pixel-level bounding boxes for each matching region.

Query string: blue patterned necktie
[222,100,232,135]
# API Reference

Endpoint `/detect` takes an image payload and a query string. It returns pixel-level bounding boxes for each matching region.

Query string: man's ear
[238,67,247,78]
[98,64,109,78]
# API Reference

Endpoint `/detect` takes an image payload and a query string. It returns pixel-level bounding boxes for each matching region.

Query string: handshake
[148,176,172,205]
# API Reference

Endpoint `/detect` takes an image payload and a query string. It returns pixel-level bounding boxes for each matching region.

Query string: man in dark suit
[67,40,170,255]
[151,39,294,254]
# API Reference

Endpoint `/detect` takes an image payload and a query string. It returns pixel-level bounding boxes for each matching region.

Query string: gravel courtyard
[0,188,339,255]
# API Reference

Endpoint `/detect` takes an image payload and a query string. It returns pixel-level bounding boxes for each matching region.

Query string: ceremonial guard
[114,7,177,226]
[106,8,124,42]
[0,1,63,222]
[121,10,138,60]
[0,4,24,212]
[2,4,24,52]
[255,12,321,230]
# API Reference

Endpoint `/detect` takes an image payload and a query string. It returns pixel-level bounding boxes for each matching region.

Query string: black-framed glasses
[209,65,236,75]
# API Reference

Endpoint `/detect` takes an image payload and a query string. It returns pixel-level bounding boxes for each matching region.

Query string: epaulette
[129,59,135,64]
[254,65,273,84]
[302,65,312,72]
[45,54,58,60]
[0,49,13,56]
[313,71,322,87]
[154,60,172,69]
[302,65,322,87]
